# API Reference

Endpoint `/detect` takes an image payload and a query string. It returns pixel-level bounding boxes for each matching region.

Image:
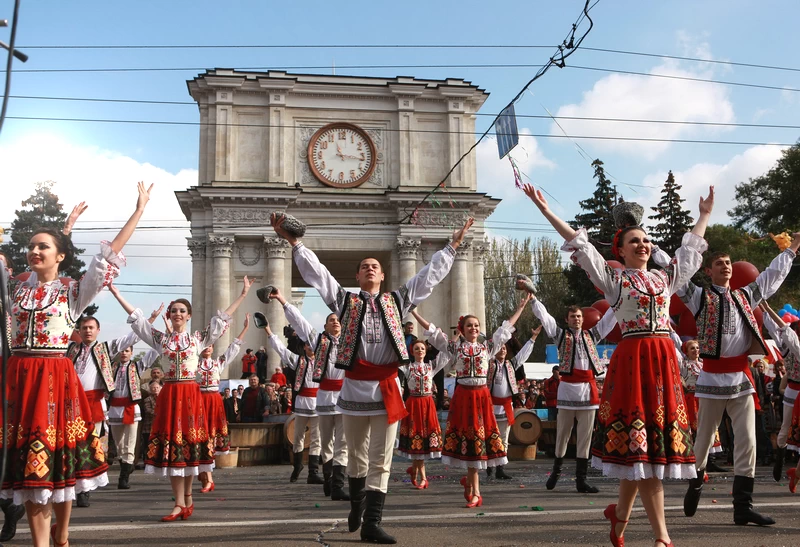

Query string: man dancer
[682,234,800,526]
[531,300,616,494]
[273,213,472,544]
[267,288,349,501]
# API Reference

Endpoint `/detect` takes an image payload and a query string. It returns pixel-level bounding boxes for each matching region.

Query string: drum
[509,409,543,445]
[284,414,311,448]
[507,444,538,461]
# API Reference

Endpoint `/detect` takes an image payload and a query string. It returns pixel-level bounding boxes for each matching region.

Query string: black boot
[575,458,599,493]
[0,499,25,542]
[118,461,133,490]
[360,490,397,544]
[546,457,563,490]
[495,465,513,480]
[348,477,367,532]
[76,491,90,508]
[331,464,351,501]
[732,475,775,526]
[307,454,325,485]
[486,466,494,478]
[290,452,304,483]
[683,475,704,517]
[773,447,785,482]
[322,459,333,497]
[706,455,730,473]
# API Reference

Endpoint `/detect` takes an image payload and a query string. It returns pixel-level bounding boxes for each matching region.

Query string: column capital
[187,237,207,260]
[472,242,489,261]
[455,240,472,260]
[395,237,421,260]
[208,234,234,258]
[263,236,290,259]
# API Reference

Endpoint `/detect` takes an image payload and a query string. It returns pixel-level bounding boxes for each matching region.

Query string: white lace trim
[397,450,442,460]
[442,455,508,470]
[591,457,696,481]
[1,474,109,506]
[145,463,215,477]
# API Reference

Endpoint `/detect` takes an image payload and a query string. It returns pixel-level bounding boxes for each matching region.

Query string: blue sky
[1,0,798,350]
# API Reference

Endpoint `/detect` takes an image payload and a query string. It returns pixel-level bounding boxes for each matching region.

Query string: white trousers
[498,418,511,451]
[319,414,348,466]
[555,409,595,459]
[110,423,139,465]
[778,400,795,448]
[695,396,756,477]
[293,415,321,456]
[344,414,395,493]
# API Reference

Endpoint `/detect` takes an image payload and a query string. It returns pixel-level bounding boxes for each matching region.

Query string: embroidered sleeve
[69,240,126,321]
[396,243,456,313]
[218,338,243,372]
[677,280,702,314]
[591,307,618,341]
[267,333,299,369]
[669,330,685,362]
[431,348,454,376]
[424,323,451,354]
[283,302,316,344]
[512,336,535,370]
[199,310,232,348]
[750,248,797,304]
[293,243,346,314]
[530,299,561,341]
[488,320,515,359]
[780,324,800,361]
[127,308,162,351]
[762,313,780,341]
[651,245,672,268]
[140,348,160,371]
[108,330,141,358]
[561,228,623,301]
[665,232,708,296]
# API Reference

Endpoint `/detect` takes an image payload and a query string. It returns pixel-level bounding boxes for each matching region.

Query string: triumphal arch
[177,70,500,376]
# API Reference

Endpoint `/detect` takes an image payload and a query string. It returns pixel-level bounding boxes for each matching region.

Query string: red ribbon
[560,369,600,405]
[110,397,136,425]
[319,379,344,392]
[491,395,515,425]
[702,355,761,411]
[346,359,407,425]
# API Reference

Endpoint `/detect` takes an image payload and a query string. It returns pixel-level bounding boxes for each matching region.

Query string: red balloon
[669,295,688,317]
[581,307,602,330]
[753,307,763,329]
[605,324,623,343]
[592,299,611,315]
[676,308,698,338]
[730,261,759,290]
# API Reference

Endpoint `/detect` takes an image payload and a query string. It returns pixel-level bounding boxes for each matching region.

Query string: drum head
[510,409,542,445]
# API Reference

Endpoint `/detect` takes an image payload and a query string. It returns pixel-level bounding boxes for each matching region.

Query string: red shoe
[460,476,470,501]
[416,478,429,490]
[655,540,674,547]
[788,468,798,494]
[161,505,186,522]
[51,523,68,547]
[603,503,628,547]
[406,466,417,487]
[200,482,215,493]
[182,503,194,520]
[465,495,483,508]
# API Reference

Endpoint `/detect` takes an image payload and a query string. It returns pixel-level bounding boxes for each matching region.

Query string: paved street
[8,459,800,546]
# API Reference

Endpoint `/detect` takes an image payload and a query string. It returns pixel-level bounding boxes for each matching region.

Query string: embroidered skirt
[201,391,230,455]
[441,385,507,469]
[396,395,442,460]
[591,336,696,481]
[783,395,800,453]
[0,354,108,505]
[145,381,214,476]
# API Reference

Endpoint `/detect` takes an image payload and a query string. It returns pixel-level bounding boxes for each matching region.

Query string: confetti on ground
[519,484,525,488]
[589,502,594,505]
[477,512,485,516]
[532,506,544,511]
[712,500,717,503]
[314,504,320,508]
[518,505,528,509]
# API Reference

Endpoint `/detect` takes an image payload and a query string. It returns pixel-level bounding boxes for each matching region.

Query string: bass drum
[509,409,543,445]
[284,414,311,448]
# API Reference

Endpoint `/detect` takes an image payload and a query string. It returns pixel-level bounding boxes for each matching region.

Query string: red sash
[298,387,319,398]
[319,379,344,392]
[491,396,515,425]
[789,381,800,391]
[560,369,600,405]
[110,397,137,425]
[346,359,407,425]
[703,355,761,411]
[84,388,106,423]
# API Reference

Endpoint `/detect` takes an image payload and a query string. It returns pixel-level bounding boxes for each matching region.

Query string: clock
[307,122,376,188]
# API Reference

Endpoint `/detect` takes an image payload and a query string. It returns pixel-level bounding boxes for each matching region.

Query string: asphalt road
[6,459,800,546]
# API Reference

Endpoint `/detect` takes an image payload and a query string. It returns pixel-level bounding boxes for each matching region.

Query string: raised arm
[511,326,540,369]
[506,294,532,328]
[223,275,252,317]
[522,183,577,241]
[748,240,799,304]
[108,181,153,255]
[273,288,315,344]
[691,186,714,239]
[62,201,88,237]
[265,330,300,369]
[410,309,431,332]
[530,297,561,340]
[592,307,618,340]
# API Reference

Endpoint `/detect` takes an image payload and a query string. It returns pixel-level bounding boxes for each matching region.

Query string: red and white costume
[197,338,242,455]
[108,349,158,465]
[487,336,535,451]
[766,316,800,452]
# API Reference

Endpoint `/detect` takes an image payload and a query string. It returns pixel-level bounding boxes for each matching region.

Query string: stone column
[396,237,421,329]
[263,237,290,368]
[451,241,471,321]
[187,237,207,329]
[208,234,234,350]
[472,243,488,331]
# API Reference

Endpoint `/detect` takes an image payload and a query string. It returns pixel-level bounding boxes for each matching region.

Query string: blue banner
[496,103,519,159]
[545,344,617,364]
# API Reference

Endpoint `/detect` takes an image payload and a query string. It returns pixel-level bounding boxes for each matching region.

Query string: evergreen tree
[571,159,621,259]
[648,170,694,255]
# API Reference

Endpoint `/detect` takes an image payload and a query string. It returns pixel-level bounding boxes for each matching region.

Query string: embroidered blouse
[400,351,451,397]
[268,333,318,416]
[425,321,515,386]
[764,314,800,383]
[127,308,231,381]
[197,338,242,392]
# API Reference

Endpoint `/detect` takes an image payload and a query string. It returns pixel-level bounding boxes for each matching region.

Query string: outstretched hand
[531,325,543,338]
[243,313,251,329]
[241,276,252,295]
[63,202,88,236]
[136,181,154,211]
[150,302,165,321]
[522,183,549,213]
[451,217,475,249]
[790,232,800,253]
[271,213,298,245]
[698,185,715,216]
[518,293,532,308]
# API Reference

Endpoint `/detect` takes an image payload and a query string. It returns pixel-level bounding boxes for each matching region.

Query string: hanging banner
[496,103,519,159]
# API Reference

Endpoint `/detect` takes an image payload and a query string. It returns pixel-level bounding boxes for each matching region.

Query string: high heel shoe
[161,505,186,522]
[406,466,417,487]
[182,494,194,520]
[416,478,429,490]
[200,482,215,493]
[465,495,483,508]
[788,468,798,494]
[51,523,68,547]
[603,503,628,547]
[459,476,470,501]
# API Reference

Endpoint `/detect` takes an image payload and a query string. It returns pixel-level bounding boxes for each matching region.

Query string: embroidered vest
[10,278,78,351]
[294,355,313,392]
[783,348,800,383]
[312,333,334,381]
[66,340,116,394]
[487,359,519,395]
[557,330,601,376]
[197,358,222,390]
[611,269,672,336]
[112,360,142,402]
[695,286,766,359]
[335,292,409,370]
[449,340,490,380]
[406,362,434,396]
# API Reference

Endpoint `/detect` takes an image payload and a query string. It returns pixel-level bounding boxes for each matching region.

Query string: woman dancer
[412,295,531,508]
[113,278,251,521]
[196,314,250,493]
[524,182,713,547]
[0,183,152,547]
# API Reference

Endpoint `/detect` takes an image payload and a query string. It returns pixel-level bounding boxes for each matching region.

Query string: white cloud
[476,131,555,200]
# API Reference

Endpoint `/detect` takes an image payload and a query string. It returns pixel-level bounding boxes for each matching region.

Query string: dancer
[413,295,531,508]
[262,296,325,486]
[531,300,616,494]
[524,182,713,547]
[681,233,799,526]
[263,287,349,499]
[114,277,251,522]
[272,213,472,544]
[196,314,250,493]
[761,301,800,488]
[0,183,152,547]
[486,325,539,481]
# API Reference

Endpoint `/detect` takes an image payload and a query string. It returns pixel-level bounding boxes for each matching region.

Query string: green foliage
[648,171,694,255]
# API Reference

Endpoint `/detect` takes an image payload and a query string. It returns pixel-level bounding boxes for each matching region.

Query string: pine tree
[648,171,694,255]
[571,159,621,259]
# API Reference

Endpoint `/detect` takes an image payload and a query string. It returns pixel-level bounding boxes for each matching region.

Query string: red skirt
[591,337,695,480]
[201,391,230,455]
[396,395,442,460]
[0,355,108,501]
[441,384,507,469]
[145,381,214,475]
[685,391,699,433]
[785,393,800,453]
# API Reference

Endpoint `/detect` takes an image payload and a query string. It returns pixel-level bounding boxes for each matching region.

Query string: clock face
[307,123,377,188]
